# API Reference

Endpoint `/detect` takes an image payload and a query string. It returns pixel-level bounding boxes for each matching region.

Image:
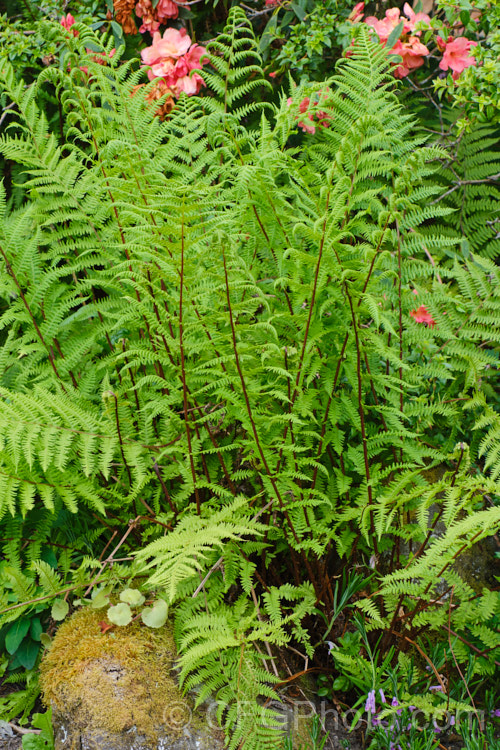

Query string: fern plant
[0,10,499,746]
[427,123,500,261]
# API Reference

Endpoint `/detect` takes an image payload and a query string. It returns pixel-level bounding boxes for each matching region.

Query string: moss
[39,608,190,741]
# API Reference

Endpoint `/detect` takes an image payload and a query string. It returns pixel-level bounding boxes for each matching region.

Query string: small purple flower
[379,688,386,704]
[429,685,445,692]
[450,716,455,726]
[494,709,500,718]
[365,690,376,714]
[408,706,416,712]
[391,697,402,716]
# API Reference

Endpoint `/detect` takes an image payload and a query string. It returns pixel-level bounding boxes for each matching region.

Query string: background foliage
[0,2,499,749]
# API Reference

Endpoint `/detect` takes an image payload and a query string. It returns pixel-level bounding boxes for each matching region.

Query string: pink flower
[60,13,79,37]
[141,27,191,67]
[141,28,207,98]
[171,73,204,96]
[136,0,160,33]
[391,36,429,78]
[265,0,279,5]
[156,0,179,21]
[79,48,116,76]
[436,35,446,52]
[90,48,116,65]
[365,8,409,43]
[150,57,176,80]
[60,13,76,29]
[410,305,436,327]
[345,39,356,58]
[296,97,315,133]
[268,71,277,78]
[183,43,207,71]
[287,94,331,134]
[438,36,477,76]
[403,2,431,34]
[349,2,365,23]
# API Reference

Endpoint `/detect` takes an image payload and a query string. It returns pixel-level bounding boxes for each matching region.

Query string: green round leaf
[51,599,69,622]
[91,591,110,609]
[141,599,168,629]
[40,633,52,649]
[107,602,132,626]
[119,588,145,607]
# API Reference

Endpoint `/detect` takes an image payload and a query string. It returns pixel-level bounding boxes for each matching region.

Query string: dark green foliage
[433,124,500,261]
[0,12,499,746]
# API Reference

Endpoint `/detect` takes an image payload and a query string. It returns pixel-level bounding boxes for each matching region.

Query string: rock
[39,608,225,750]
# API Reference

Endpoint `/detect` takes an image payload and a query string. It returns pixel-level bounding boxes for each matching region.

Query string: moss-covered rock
[39,608,225,750]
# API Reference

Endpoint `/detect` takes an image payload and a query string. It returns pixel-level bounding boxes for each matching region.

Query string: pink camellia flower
[438,36,477,77]
[60,13,79,37]
[349,2,365,23]
[156,0,179,21]
[410,305,436,327]
[391,36,429,78]
[365,8,409,43]
[403,2,431,34]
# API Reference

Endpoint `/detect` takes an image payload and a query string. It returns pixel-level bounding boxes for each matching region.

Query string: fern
[0,12,499,744]
[427,123,500,260]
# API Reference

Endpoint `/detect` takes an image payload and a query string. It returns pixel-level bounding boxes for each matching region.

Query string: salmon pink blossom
[183,44,207,71]
[171,72,204,96]
[141,28,207,100]
[403,2,431,33]
[365,8,409,43]
[438,36,477,77]
[156,0,179,20]
[410,305,436,327]
[141,28,191,68]
[391,37,429,78]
